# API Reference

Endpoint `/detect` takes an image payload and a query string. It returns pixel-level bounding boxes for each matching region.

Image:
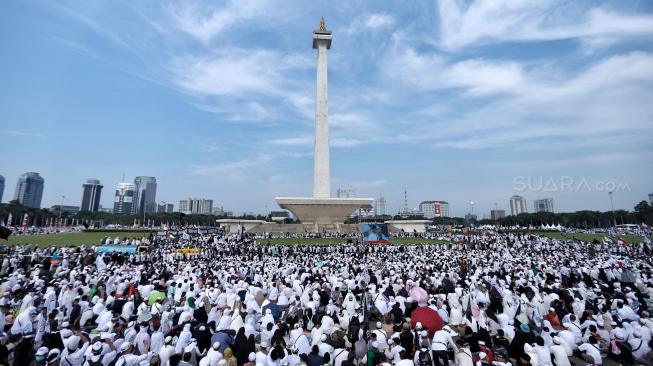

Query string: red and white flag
[21,213,29,232]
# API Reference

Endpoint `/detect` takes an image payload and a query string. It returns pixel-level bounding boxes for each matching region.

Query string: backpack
[418,350,432,366]
[87,355,104,366]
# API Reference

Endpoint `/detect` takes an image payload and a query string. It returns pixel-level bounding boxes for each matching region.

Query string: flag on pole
[21,213,29,232]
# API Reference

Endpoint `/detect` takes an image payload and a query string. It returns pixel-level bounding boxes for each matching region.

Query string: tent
[408,286,428,306]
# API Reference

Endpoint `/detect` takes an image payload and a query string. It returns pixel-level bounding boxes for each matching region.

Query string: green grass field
[2,231,152,247]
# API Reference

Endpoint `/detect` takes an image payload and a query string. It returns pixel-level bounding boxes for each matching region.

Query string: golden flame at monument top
[319,17,326,31]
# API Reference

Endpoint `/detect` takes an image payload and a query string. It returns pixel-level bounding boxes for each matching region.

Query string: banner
[21,213,29,232]
[362,223,389,244]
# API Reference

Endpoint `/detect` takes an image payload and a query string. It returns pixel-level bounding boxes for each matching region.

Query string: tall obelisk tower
[275,19,373,226]
[312,17,332,199]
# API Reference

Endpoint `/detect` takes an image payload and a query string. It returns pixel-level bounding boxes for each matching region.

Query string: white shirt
[578,343,602,365]
[550,344,570,366]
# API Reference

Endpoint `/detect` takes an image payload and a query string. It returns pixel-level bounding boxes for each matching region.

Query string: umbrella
[408,286,428,306]
[411,306,444,337]
[263,303,282,320]
[147,290,166,305]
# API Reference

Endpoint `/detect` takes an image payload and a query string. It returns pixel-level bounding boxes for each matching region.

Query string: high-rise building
[418,201,450,218]
[114,183,136,214]
[80,179,103,212]
[134,176,157,214]
[336,186,356,198]
[649,193,653,206]
[157,203,174,213]
[534,198,555,213]
[0,175,4,203]
[374,194,387,216]
[509,195,528,216]
[490,209,506,220]
[14,172,44,208]
[179,198,213,215]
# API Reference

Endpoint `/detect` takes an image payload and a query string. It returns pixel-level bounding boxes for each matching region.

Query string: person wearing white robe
[10,306,36,335]
[176,323,192,354]
[290,325,311,356]
[158,337,176,366]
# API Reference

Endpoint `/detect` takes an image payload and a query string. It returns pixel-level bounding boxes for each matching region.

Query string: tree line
[0,200,268,227]
[2,200,652,229]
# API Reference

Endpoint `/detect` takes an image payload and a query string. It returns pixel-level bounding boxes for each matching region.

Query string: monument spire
[312,18,332,198]
[274,21,372,226]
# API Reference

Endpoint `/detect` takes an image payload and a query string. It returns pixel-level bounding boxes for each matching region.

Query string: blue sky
[1,0,652,217]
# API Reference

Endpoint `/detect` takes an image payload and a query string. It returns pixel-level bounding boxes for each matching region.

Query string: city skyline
[1,1,652,216]
[0,170,650,217]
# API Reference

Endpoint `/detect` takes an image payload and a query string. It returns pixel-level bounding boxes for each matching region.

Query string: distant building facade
[509,195,528,215]
[213,206,233,217]
[81,179,103,212]
[50,205,80,215]
[374,194,387,216]
[337,186,356,198]
[418,200,450,218]
[14,172,44,208]
[114,183,136,214]
[490,209,506,220]
[270,211,290,222]
[134,176,157,214]
[534,198,555,213]
[649,193,653,206]
[157,203,174,213]
[179,198,213,215]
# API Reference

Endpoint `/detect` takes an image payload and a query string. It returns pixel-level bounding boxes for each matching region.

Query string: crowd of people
[0,229,652,366]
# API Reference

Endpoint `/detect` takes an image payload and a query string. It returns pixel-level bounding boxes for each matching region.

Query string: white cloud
[437,0,653,50]
[331,138,363,148]
[382,43,525,96]
[169,0,276,44]
[271,136,313,146]
[170,49,283,96]
[0,130,47,138]
[438,52,653,148]
[345,13,395,34]
[385,51,653,151]
[190,154,272,176]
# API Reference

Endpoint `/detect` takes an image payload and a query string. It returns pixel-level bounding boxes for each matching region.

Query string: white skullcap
[120,342,131,352]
